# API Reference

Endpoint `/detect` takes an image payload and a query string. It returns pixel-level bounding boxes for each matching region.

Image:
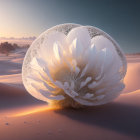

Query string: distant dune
[0,37,36,47]
[0,49,140,140]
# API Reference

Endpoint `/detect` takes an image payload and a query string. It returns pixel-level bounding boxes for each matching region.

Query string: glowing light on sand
[11,105,60,117]
[22,23,127,108]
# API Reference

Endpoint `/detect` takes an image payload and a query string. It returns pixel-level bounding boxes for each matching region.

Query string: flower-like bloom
[26,26,126,107]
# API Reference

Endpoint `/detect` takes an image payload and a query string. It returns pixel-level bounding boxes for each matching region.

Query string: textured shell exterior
[22,23,127,108]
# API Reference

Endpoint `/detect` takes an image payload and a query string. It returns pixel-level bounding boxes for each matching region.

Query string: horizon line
[0,36,36,40]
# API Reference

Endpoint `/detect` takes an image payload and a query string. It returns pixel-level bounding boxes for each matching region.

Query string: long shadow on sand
[0,83,45,111]
[55,102,140,138]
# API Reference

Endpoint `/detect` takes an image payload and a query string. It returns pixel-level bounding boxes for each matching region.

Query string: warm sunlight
[10,105,61,117]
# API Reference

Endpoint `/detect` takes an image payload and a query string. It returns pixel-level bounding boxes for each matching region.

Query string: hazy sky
[0,0,139,53]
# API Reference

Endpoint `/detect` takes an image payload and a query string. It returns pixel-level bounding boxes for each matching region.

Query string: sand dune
[123,55,140,94]
[0,74,22,85]
[0,50,140,140]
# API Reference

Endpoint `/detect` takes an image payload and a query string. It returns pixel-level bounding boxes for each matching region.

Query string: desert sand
[0,50,140,140]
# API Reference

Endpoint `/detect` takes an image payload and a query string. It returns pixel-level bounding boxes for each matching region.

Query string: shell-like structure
[22,23,127,108]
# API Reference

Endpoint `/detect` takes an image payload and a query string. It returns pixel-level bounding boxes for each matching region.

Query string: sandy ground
[0,50,140,140]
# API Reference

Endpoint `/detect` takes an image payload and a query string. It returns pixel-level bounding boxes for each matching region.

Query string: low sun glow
[10,105,61,117]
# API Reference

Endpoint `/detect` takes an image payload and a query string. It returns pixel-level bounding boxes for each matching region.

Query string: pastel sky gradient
[0,0,139,53]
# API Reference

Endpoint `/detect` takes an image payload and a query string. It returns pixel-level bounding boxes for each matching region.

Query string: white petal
[55,81,64,89]
[91,35,122,77]
[69,39,76,54]
[31,83,42,93]
[88,81,97,89]
[30,57,42,71]
[39,89,65,100]
[64,82,69,89]
[42,64,53,82]
[70,81,75,90]
[66,26,91,49]
[80,77,92,89]
[80,63,89,78]
[36,57,46,66]
[106,83,125,96]
[40,31,66,61]
[39,71,49,81]
[83,45,97,71]
[64,89,75,98]
[103,48,113,68]
[95,88,106,95]
[83,93,94,99]
[103,72,122,87]
[96,95,105,100]
[91,35,115,52]
[39,89,51,96]
[53,42,64,62]
[27,75,42,83]
[88,44,97,60]
[94,49,106,78]
[72,59,77,67]
[74,98,94,106]
[71,90,79,96]
[88,79,103,89]
[72,38,84,58]
[43,81,56,91]
[75,66,80,76]
[47,95,65,100]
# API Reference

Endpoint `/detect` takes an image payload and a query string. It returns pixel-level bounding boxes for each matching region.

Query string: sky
[0,0,139,53]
